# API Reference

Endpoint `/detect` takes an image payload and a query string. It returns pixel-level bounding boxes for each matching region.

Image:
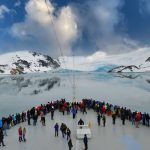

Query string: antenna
[72,53,76,102]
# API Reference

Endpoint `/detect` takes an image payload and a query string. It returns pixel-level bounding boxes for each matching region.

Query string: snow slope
[0,51,60,74]
[59,47,150,72]
[0,48,150,74]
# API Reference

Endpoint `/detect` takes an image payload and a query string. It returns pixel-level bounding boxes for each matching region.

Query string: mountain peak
[0,51,60,75]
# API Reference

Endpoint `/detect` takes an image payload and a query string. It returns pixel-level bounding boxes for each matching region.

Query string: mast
[72,53,76,102]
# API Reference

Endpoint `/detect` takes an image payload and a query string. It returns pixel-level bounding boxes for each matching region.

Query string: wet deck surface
[1,110,150,150]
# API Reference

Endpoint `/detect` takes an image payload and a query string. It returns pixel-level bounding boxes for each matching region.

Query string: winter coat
[54,124,59,131]
[68,139,73,147]
[83,136,88,144]
[23,128,26,135]
[0,130,4,141]
[18,128,22,136]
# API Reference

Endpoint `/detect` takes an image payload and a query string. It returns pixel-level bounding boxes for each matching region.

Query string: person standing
[54,123,59,137]
[68,138,73,150]
[146,113,149,126]
[83,134,88,150]
[83,105,87,114]
[121,113,125,125]
[23,127,26,142]
[40,112,46,126]
[97,114,101,126]
[27,110,31,125]
[112,113,116,125]
[67,128,71,140]
[78,119,84,125]
[51,106,54,120]
[0,128,5,147]
[33,113,38,126]
[60,123,67,138]
[71,107,77,119]
[102,115,106,127]
[3,121,7,136]
[18,126,22,142]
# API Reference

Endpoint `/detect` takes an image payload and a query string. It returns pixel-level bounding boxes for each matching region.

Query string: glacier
[0,47,150,74]
[59,47,150,72]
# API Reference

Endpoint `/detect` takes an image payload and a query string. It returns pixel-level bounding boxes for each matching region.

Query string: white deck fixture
[76,125,92,139]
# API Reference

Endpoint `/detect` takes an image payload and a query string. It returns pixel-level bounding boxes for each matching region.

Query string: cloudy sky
[0,0,150,57]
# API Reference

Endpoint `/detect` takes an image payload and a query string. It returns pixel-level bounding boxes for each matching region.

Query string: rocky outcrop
[0,64,8,74]
[0,51,60,75]
[145,57,150,62]
[10,67,24,75]
[108,65,139,73]
[108,57,150,73]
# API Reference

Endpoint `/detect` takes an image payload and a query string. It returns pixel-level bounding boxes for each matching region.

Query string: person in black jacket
[68,138,73,150]
[78,119,84,125]
[97,114,101,126]
[112,113,116,125]
[121,113,126,125]
[27,110,31,125]
[0,128,5,147]
[102,115,106,127]
[67,128,71,140]
[51,106,54,120]
[83,134,88,150]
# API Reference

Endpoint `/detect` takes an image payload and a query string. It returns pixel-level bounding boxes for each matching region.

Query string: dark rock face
[108,66,125,73]
[32,52,40,57]
[0,65,7,73]
[0,69,4,73]
[10,67,24,75]
[0,65,8,67]
[146,80,150,84]
[18,59,31,68]
[145,57,150,62]
[38,60,48,67]
[32,52,60,69]
[44,55,60,68]
[108,65,139,73]
[13,59,31,68]
[3,51,60,75]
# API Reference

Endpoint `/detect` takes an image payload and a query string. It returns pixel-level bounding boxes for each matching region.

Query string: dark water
[0,72,150,117]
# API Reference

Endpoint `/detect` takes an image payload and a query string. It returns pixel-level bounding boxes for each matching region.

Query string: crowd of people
[54,122,73,149]
[0,98,150,149]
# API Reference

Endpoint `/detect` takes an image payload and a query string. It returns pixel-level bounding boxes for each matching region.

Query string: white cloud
[93,0,122,34]
[10,0,78,57]
[14,1,21,7]
[140,0,150,14]
[8,0,140,57]
[54,6,78,50]
[0,5,10,19]
[71,0,139,55]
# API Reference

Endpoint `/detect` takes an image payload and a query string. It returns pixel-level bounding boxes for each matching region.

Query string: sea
[0,71,150,118]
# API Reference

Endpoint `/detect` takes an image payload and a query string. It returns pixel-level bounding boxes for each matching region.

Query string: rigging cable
[45,0,77,101]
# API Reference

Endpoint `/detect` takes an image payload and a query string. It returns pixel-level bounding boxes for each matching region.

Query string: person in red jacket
[18,126,22,142]
[135,112,141,128]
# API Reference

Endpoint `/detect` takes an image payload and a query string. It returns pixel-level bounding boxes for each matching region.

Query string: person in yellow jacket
[23,127,26,142]
[88,121,92,129]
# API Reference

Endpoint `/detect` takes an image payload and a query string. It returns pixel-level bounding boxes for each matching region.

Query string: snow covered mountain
[0,51,60,74]
[59,47,150,73]
[0,48,150,74]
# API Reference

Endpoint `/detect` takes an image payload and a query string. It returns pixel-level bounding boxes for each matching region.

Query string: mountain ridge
[0,48,150,74]
[0,51,60,75]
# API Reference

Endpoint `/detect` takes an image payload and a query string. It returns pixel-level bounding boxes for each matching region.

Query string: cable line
[45,0,77,101]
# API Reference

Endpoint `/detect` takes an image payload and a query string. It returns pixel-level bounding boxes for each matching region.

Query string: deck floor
[1,110,150,150]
